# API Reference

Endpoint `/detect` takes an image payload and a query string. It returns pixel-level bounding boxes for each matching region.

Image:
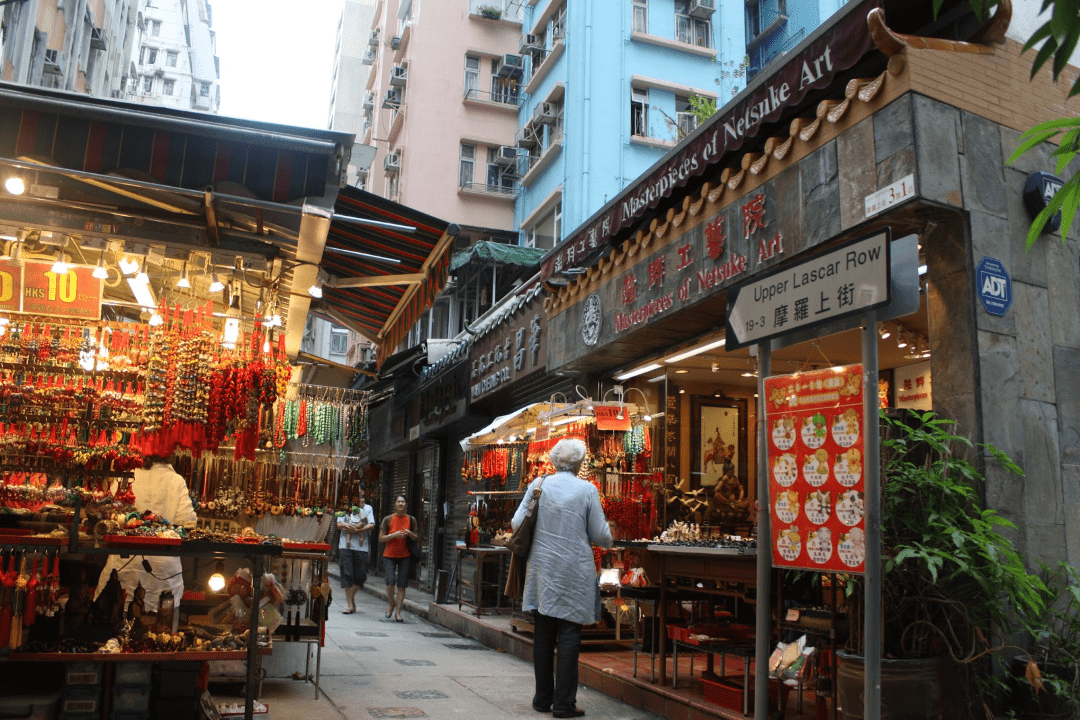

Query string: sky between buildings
[213,0,344,130]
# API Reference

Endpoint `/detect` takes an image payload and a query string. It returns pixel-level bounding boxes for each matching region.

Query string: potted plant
[477,4,501,20]
[1011,560,1080,718]
[837,411,1047,720]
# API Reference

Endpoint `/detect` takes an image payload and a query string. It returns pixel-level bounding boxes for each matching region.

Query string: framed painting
[691,396,748,491]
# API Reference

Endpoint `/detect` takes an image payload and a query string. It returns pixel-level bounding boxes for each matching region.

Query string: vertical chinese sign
[0,260,103,320]
[764,365,866,574]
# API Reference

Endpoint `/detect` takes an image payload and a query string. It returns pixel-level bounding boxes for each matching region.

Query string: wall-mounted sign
[894,360,932,410]
[976,256,1011,317]
[594,406,632,431]
[765,365,866,574]
[864,174,915,218]
[0,259,103,320]
[581,294,601,345]
[1022,171,1064,234]
[725,230,891,350]
[469,295,547,402]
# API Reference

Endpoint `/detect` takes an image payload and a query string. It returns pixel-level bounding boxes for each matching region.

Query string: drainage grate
[355,631,389,637]
[338,645,378,652]
[394,691,448,700]
[418,632,457,638]
[443,643,488,651]
[367,709,426,718]
[394,659,435,666]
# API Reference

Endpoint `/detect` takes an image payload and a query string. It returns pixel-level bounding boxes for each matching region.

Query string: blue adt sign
[976,256,1011,316]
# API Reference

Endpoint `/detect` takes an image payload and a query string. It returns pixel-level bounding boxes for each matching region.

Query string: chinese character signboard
[765,365,866,574]
[0,259,102,320]
[469,290,547,402]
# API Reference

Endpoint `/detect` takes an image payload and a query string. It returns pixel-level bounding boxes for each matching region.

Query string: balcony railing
[460,181,519,197]
[463,87,522,107]
[468,0,523,23]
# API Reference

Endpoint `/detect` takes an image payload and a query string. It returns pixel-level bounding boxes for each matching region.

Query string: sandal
[342,608,356,615]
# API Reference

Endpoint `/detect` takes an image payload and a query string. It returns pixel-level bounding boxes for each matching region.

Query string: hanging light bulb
[135,257,149,285]
[208,273,225,293]
[208,560,227,592]
[148,312,164,327]
[177,261,190,289]
[51,253,70,274]
[119,256,140,275]
[4,177,25,195]
[93,253,109,280]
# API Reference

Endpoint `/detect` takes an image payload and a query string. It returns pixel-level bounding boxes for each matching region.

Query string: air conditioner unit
[384,152,400,172]
[390,65,407,87]
[689,0,715,18]
[368,29,380,46]
[533,102,556,124]
[519,34,540,54]
[390,35,401,49]
[42,49,64,76]
[90,27,107,50]
[517,122,538,148]
[362,49,375,65]
[362,92,374,110]
[382,88,401,108]
[498,53,524,79]
[495,145,518,166]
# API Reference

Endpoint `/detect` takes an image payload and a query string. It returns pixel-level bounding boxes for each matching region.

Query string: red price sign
[0,260,23,314]
[764,365,866,574]
[21,261,102,320]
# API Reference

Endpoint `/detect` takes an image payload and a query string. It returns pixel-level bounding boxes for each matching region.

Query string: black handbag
[504,476,546,598]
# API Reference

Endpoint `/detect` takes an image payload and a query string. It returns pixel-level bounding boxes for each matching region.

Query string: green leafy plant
[846,411,1047,713]
[1016,560,1080,718]
[478,5,501,19]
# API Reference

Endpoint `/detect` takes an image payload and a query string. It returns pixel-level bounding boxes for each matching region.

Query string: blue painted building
[514,0,849,250]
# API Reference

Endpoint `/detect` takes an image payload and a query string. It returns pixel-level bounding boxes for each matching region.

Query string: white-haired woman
[512,437,612,718]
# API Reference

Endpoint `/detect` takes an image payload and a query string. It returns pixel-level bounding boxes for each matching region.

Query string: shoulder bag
[503,476,546,599]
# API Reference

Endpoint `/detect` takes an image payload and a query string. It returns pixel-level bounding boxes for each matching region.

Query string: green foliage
[478,5,501,19]
[1018,561,1080,716]
[687,95,717,128]
[1007,117,1080,248]
[848,411,1047,712]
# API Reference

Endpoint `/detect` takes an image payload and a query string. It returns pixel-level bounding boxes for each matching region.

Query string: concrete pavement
[217,580,663,720]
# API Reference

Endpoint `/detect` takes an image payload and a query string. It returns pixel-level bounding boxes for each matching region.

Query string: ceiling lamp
[208,273,225,293]
[665,337,726,364]
[119,256,140,275]
[177,261,190,289]
[308,269,328,299]
[148,312,164,327]
[4,177,25,195]
[878,323,891,340]
[51,253,70,275]
[896,331,908,349]
[93,253,109,280]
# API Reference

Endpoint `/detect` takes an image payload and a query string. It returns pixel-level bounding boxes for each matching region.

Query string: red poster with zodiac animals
[764,365,865,574]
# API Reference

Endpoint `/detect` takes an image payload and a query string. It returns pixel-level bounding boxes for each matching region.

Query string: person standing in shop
[513,437,613,719]
[95,455,198,631]
[337,493,375,614]
[378,495,417,622]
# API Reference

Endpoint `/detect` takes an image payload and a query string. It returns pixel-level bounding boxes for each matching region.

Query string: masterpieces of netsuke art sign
[765,365,866,574]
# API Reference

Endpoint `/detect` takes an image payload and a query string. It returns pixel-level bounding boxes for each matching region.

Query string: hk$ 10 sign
[764,365,866,574]
[0,260,103,320]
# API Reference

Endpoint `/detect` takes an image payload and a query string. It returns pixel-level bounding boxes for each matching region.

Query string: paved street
[226,585,663,720]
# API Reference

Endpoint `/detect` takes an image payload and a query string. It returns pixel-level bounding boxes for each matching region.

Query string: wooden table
[648,544,757,687]
[452,545,512,616]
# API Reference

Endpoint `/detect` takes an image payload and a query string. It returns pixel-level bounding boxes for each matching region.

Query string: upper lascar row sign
[538,0,881,282]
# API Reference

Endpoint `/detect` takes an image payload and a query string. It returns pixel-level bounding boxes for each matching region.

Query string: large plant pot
[836,651,942,720]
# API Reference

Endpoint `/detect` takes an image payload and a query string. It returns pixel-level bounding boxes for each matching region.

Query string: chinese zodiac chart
[764,365,866,574]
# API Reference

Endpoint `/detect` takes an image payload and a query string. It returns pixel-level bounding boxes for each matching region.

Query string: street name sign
[725,229,891,350]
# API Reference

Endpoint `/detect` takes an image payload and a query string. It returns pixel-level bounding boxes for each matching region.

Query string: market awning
[449,240,545,272]
[315,186,457,367]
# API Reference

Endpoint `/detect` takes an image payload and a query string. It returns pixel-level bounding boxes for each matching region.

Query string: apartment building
[125,0,220,112]
[330,0,378,187]
[1,0,141,97]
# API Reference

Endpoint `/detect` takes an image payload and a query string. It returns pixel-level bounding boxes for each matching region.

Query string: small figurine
[127,582,146,623]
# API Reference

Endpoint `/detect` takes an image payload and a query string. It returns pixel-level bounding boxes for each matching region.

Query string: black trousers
[532,611,582,713]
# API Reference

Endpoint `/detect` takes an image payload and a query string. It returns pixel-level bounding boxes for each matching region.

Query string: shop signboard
[764,365,866,574]
[0,259,102,319]
[416,362,468,435]
[725,230,891,350]
[894,360,932,410]
[469,294,546,403]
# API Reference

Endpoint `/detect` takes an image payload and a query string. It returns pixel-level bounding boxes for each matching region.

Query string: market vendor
[94,455,198,631]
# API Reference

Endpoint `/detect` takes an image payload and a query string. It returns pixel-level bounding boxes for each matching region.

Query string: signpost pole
[754,343,771,720]
[861,312,881,720]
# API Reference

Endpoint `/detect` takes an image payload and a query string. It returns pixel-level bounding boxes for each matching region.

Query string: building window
[139,45,146,64]
[631,87,649,137]
[330,329,349,355]
[387,173,399,199]
[551,3,566,43]
[459,143,475,187]
[162,78,174,95]
[166,50,178,67]
[676,95,698,137]
[525,201,562,250]
[142,75,153,93]
[632,0,647,33]
[486,147,502,189]
[200,81,210,96]
[151,20,161,36]
[464,55,479,99]
[675,0,711,47]
[147,47,157,64]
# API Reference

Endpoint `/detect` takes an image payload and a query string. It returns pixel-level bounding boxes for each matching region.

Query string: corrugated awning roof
[450,240,545,272]
[315,186,456,367]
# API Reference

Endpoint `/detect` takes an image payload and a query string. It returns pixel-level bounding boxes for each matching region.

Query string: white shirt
[511,472,613,626]
[95,462,198,612]
[338,504,375,552]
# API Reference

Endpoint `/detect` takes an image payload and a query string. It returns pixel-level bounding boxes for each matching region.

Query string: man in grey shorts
[337,493,375,614]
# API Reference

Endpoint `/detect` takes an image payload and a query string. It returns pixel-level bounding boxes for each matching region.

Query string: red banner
[593,406,632,431]
[764,365,865,574]
[19,261,102,320]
